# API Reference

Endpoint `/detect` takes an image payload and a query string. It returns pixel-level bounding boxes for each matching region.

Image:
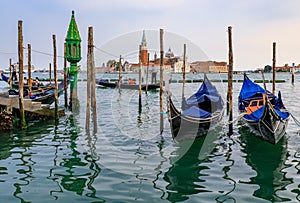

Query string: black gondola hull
[8,80,66,105]
[96,80,159,90]
[241,101,289,144]
[168,95,224,141]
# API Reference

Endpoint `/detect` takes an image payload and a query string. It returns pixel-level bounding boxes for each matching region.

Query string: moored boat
[96,79,160,90]
[238,74,290,144]
[167,74,224,141]
[1,73,49,90]
[8,79,66,105]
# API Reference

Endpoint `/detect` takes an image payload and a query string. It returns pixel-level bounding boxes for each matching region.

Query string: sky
[0,0,300,70]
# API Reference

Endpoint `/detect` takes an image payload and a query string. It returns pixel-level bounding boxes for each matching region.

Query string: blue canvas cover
[182,106,211,118]
[239,75,266,100]
[244,106,264,121]
[239,74,290,122]
[183,94,221,108]
[243,106,290,121]
[181,75,223,118]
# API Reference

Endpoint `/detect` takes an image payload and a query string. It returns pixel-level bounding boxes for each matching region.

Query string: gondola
[167,74,224,141]
[96,79,160,90]
[1,73,50,90]
[8,79,66,105]
[238,74,290,144]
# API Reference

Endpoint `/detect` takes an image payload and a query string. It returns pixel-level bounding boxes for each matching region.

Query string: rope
[94,46,119,58]
[290,113,300,127]
[29,48,65,58]
[227,112,247,125]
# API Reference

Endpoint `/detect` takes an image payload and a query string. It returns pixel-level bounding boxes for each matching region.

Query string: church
[127,30,228,73]
[129,30,190,73]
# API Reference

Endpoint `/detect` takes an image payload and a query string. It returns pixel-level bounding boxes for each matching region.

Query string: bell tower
[140,30,148,65]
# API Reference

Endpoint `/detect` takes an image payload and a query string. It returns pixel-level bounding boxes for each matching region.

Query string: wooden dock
[0,92,64,119]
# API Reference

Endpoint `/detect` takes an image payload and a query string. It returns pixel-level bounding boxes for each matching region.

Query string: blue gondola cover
[181,75,223,118]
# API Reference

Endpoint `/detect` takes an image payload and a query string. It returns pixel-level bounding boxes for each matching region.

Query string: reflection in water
[58,115,88,195]
[215,140,237,203]
[153,136,168,199]
[293,146,300,202]
[163,137,215,202]
[0,120,52,202]
[239,126,293,202]
[55,115,102,198]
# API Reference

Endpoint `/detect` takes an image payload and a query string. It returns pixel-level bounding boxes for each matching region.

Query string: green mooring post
[65,10,82,112]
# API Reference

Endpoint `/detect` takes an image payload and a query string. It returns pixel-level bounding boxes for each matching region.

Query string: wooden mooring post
[89,27,97,133]
[272,42,276,94]
[86,26,97,133]
[52,35,59,120]
[18,20,26,129]
[49,63,52,82]
[9,58,12,76]
[138,45,142,114]
[145,53,150,94]
[159,28,164,134]
[292,62,295,84]
[27,44,32,94]
[118,55,122,90]
[9,58,12,89]
[227,26,233,135]
[182,43,186,102]
[64,43,68,108]
[86,36,91,132]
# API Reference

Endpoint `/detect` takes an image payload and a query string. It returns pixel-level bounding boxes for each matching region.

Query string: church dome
[165,47,174,58]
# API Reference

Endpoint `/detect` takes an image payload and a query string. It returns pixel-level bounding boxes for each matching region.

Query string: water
[0,72,300,202]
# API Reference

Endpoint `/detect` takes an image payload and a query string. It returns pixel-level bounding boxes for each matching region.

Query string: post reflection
[53,115,102,198]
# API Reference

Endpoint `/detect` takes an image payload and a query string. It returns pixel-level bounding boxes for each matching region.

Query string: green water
[0,72,300,202]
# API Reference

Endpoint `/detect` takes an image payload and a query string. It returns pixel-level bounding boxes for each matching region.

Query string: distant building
[266,63,300,72]
[275,64,290,72]
[190,61,227,73]
[106,31,228,74]
[8,63,35,73]
[255,63,300,72]
[95,66,110,73]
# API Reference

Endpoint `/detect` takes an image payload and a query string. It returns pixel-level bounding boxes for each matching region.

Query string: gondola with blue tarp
[167,74,224,141]
[238,73,290,144]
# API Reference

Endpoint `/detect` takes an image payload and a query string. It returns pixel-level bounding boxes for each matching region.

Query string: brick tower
[140,30,148,65]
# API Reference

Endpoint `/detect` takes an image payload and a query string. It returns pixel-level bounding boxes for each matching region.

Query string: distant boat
[238,74,290,144]
[1,73,49,90]
[167,74,224,141]
[96,79,160,90]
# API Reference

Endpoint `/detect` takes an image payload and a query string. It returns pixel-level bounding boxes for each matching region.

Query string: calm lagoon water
[0,72,300,202]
